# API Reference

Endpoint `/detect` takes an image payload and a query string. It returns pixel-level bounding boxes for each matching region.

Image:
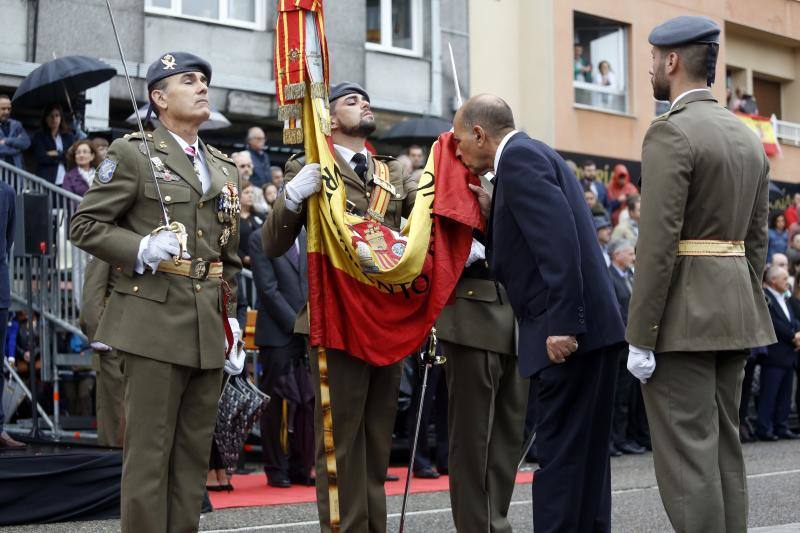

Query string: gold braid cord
[317,346,340,532]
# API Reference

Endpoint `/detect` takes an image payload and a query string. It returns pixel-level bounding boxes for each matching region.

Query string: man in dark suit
[607,240,646,456]
[459,94,626,533]
[759,266,800,441]
[249,228,314,487]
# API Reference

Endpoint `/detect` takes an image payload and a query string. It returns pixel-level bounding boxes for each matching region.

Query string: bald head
[458,94,515,138]
[452,94,516,176]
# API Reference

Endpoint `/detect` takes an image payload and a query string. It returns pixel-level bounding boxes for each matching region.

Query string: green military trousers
[642,350,748,533]
[93,349,125,447]
[120,351,222,533]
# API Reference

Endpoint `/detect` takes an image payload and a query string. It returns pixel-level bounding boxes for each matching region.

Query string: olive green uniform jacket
[70,125,241,369]
[626,90,775,352]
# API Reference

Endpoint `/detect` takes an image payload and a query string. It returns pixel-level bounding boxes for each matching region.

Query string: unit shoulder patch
[96,158,118,184]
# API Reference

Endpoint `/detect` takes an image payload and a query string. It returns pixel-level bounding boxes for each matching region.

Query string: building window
[145,0,266,31]
[366,0,423,57]
[573,12,629,114]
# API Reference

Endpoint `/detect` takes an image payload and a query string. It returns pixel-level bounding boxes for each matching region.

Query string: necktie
[624,271,634,293]
[184,146,202,180]
[351,153,367,181]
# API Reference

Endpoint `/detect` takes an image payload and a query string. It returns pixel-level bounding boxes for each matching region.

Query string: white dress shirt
[333,144,369,170]
[168,130,210,193]
[670,88,709,110]
[767,287,791,321]
[493,129,519,173]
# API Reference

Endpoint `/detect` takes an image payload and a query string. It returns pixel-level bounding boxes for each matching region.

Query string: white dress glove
[627,345,656,384]
[137,230,190,274]
[465,239,486,268]
[90,341,112,352]
[284,163,322,213]
[224,318,245,375]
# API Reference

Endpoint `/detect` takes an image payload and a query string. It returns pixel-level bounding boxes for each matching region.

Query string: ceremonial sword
[398,329,445,533]
[104,0,187,260]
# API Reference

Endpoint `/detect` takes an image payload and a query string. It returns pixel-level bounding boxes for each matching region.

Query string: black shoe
[413,467,440,479]
[756,432,779,442]
[609,444,622,457]
[436,466,449,476]
[267,473,292,488]
[739,424,755,443]
[290,473,316,486]
[618,441,647,455]
[776,430,800,440]
[385,473,399,482]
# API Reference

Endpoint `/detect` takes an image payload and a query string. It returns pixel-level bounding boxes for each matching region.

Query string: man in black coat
[759,266,800,440]
[459,94,625,533]
[249,228,313,486]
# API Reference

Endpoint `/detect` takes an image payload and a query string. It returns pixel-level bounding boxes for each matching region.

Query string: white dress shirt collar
[333,144,369,170]
[167,130,210,193]
[767,287,791,320]
[670,88,710,110]
[494,129,519,173]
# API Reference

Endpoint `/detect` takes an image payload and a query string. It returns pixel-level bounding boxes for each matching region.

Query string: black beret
[146,52,212,88]
[648,16,720,47]
[329,82,370,103]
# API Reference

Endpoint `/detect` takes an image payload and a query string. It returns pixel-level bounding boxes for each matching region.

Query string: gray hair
[766,265,788,283]
[608,239,635,259]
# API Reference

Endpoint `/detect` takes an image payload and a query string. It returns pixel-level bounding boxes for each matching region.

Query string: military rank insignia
[216,181,241,246]
[96,159,117,184]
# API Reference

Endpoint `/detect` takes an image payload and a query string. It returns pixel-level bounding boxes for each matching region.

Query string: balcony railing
[772,114,800,147]
[573,80,628,115]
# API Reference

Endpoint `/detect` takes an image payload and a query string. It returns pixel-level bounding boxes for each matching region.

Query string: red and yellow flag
[736,112,781,157]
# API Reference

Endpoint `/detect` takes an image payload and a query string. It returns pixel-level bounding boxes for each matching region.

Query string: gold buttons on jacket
[132,286,139,293]
[197,229,204,238]
[198,201,204,209]
[651,324,659,332]
[467,290,475,296]
[115,266,122,272]
[164,195,172,203]
[195,284,202,293]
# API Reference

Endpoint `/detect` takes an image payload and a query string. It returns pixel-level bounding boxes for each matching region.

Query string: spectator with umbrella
[30,103,74,185]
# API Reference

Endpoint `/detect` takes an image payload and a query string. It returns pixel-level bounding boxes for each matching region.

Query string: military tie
[184,146,202,178]
[351,153,368,182]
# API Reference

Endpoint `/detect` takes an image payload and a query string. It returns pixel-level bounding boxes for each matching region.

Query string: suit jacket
[626,89,776,352]
[0,118,31,169]
[608,264,632,326]
[31,129,74,183]
[250,228,308,348]
[489,132,625,378]
[70,125,241,369]
[0,182,14,309]
[764,289,800,368]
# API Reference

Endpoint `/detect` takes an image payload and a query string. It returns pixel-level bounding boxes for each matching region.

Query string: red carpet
[209,467,535,510]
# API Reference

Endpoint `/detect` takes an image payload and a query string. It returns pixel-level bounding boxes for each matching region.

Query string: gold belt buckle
[190,258,210,280]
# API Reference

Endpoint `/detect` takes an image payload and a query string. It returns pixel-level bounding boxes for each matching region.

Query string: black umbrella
[381,116,452,144]
[12,55,116,108]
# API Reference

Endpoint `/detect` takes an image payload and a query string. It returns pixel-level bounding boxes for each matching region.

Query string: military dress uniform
[626,18,775,533]
[70,53,241,533]
[78,256,125,447]
[262,117,417,532]
[435,175,528,533]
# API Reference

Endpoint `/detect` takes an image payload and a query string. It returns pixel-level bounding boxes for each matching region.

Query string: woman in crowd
[263,182,279,213]
[238,182,263,268]
[593,60,616,87]
[768,212,789,264]
[90,137,109,166]
[61,140,97,197]
[606,164,639,226]
[31,104,74,185]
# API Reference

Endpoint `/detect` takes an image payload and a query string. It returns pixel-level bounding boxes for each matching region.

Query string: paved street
[3,439,798,532]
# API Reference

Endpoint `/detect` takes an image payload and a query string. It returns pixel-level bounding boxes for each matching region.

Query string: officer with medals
[70,52,243,533]
[626,17,775,532]
[262,82,417,533]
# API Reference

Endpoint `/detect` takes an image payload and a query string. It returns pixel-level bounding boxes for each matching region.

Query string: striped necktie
[184,145,202,179]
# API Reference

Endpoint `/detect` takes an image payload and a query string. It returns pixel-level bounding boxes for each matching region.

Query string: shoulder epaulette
[207,145,233,163]
[125,132,142,140]
[372,154,397,162]
[287,151,306,162]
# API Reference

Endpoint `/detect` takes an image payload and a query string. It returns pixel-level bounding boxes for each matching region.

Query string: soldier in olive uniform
[70,52,244,533]
[435,175,529,532]
[262,82,417,533]
[626,18,775,533]
[78,256,125,447]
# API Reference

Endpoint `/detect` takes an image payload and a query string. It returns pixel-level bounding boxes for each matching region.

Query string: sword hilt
[151,221,188,266]
[419,327,445,366]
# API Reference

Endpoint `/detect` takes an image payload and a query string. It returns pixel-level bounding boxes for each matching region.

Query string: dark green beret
[329,82,370,103]
[146,52,212,88]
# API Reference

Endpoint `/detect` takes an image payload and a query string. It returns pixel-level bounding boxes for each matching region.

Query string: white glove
[284,163,322,213]
[137,230,190,274]
[627,345,656,384]
[465,239,486,268]
[224,318,245,375]
[90,341,112,352]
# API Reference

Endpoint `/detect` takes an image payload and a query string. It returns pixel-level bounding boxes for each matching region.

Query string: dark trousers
[259,336,308,478]
[756,364,794,437]
[407,361,448,472]
[531,345,617,533]
[611,348,636,447]
[739,355,757,426]
[0,310,7,433]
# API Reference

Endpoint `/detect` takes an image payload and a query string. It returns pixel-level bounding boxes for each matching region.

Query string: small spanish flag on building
[736,112,781,157]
